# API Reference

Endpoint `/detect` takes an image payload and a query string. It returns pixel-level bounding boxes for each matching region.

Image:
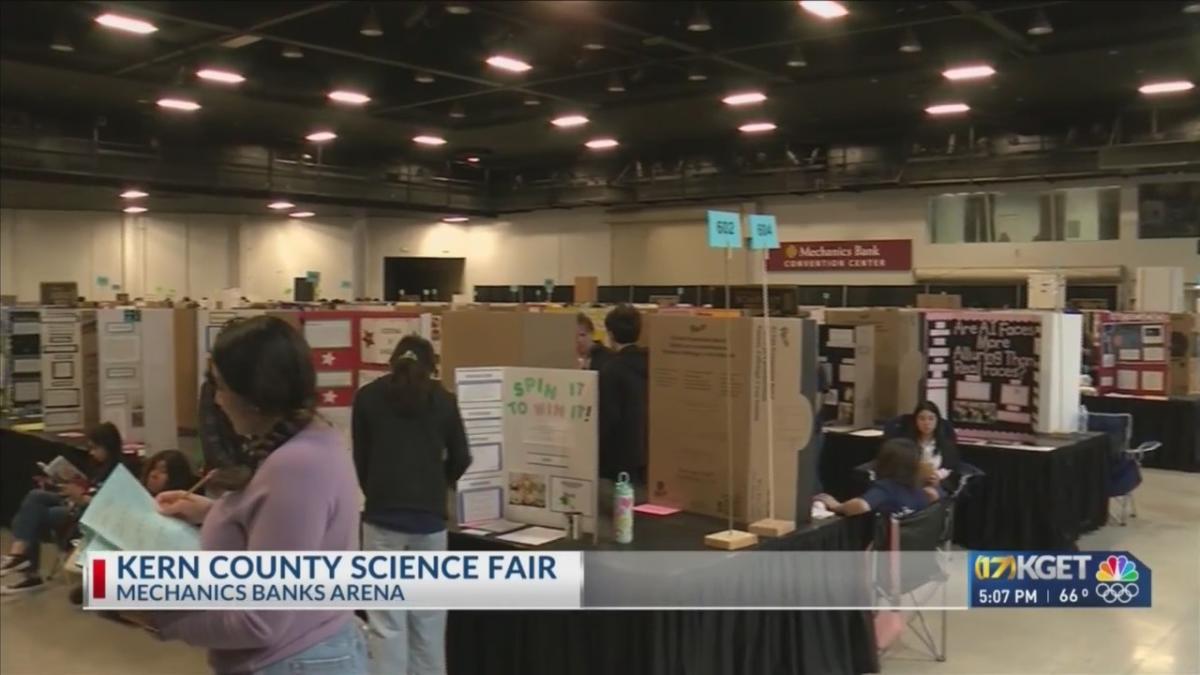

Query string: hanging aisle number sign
[706,210,743,249]
[748,214,779,250]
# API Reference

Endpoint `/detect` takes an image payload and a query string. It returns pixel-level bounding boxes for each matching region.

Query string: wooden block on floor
[749,518,796,537]
[704,529,758,550]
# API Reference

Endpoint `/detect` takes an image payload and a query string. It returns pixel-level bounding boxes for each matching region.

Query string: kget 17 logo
[968,551,1151,608]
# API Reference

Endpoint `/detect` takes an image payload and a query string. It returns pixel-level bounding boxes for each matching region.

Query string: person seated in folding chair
[0,422,123,594]
[886,401,984,498]
[815,439,942,518]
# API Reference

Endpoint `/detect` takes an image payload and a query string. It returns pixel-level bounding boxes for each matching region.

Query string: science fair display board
[647,315,814,525]
[1094,312,1171,396]
[925,311,1081,438]
[818,324,876,427]
[96,308,177,452]
[2,308,44,418]
[454,367,599,541]
[40,309,98,432]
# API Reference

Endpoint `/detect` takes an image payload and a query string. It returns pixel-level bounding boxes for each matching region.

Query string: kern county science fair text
[84,550,1151,611]
[85,552,582,610]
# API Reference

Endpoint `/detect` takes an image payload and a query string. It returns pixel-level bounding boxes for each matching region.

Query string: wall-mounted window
[929,186,1119,243]
[1138,181,1199,238]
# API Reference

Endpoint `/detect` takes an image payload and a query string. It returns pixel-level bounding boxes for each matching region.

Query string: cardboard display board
[647,315,814,524]
[454,367,599,538]
[1095,312,1170,396]
[41,309,98,432]
[2,309,44,417]
[925,312,1044,438]
[173,309,198,432]
[823,308,924,420]
[97,309,177,453]
[439,311,577,392]
[917,294,962,309]
[818,325,876,427]
[1169,313,1199,395]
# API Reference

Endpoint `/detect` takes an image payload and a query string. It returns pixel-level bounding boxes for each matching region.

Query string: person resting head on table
[0,422,123,594]
[814,438,942,518]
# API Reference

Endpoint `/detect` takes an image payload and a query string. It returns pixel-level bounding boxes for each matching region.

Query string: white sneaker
[0,557,30,578]
[0,576,46,595]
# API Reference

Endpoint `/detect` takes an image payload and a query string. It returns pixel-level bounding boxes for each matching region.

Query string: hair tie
[399,350,419,361]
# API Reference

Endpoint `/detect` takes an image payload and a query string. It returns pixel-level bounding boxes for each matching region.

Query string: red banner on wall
[766,239,912,272]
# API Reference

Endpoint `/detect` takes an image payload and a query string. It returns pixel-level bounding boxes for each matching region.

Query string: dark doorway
[383,257,466,302]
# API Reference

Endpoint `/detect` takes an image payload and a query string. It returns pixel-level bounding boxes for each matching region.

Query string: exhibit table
[1082,394,1200,473]
[819,429,1110,550]
[446,511,879,675]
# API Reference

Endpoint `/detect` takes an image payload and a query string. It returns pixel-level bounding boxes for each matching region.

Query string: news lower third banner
[82,550,1151,611]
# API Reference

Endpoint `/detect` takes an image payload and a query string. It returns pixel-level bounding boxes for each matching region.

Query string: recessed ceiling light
[306,130,337,142]
[687,6,712,32]
[95,13,157,34]
[583,39,605,51]
[523,96,542,106]
[798,1,848,19]
[739,122,777,133]
[268,201,295,210]
[282,45,304,59]
[360,6,383,37]
[328,90,371,105]
[585,138,619,149]
[157,98,201,111]
[465,156,481,163]
[943,64,996,81]
[486,55,532,73]
[786,47,808,68]
[723,91,767,106]
[196,68,245,84]
[607,73,626,93]
[1184,2,1200,13]
[551,114,589,128]
[1139,80,1195,95]
[120,189,149,199]
[414,71,436,84]
[50,31,74,53]
[445,3,471,14]
[290,211,316,218]
[449,103,466,119]
[413,135,448,145]
[688,64,708,82]
[899,28,922,53]
[926,102,970,115]
[442,216,470,223]
[123,206,148,214]
[1027,9,1053,35]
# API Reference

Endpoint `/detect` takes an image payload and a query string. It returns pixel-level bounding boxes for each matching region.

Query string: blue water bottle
[613,472,634,544]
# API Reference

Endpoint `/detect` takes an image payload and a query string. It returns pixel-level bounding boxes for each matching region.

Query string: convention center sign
[766,239,912,272]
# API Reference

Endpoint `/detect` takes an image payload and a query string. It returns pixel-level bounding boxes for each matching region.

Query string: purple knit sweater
[154,423,360,674]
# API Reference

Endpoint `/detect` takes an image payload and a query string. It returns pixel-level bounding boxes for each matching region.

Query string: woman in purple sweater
[152,316,366,675]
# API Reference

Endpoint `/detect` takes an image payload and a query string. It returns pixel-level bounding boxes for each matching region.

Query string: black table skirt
[820,431,1110,550]
[1082,395,1200,473]
[0,428,89,526]
[446,515,879,675]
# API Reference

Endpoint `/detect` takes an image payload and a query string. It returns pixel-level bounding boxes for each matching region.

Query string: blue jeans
[11,489,74,568]
[362,523,448,675]
[253,620,368,675]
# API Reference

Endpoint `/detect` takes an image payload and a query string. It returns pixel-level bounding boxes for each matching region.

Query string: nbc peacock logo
[1096,555,1139,583]
[1095,555,1140,604]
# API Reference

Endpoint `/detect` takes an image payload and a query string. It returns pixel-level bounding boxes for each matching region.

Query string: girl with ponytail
[352,334,471,674]
[151,316,366,675]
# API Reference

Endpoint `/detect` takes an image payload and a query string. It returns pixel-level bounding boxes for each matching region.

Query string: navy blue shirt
[861,479,932,517]
[364,508,446,535]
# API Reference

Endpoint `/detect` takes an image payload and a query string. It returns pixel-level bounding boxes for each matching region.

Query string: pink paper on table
[633,504,681,516]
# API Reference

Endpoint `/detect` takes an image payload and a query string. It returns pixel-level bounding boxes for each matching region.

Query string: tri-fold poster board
[1094,312,1171,396]
[454,367,599,540]
[819,324,876,427]
[97,308,177,452]
[41,309,98,432]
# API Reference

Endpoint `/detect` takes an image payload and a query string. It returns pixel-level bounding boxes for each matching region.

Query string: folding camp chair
[1085,411,1161,525]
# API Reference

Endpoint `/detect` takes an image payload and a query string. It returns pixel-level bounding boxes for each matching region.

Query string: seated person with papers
[147,316,367,675]
[0,422,123,594]
[814,439,942,518]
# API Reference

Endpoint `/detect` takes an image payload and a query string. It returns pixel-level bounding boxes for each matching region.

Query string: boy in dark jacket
[598,305,649,490]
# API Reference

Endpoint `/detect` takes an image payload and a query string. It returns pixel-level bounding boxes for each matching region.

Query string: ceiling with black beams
[1,1,1197,182]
